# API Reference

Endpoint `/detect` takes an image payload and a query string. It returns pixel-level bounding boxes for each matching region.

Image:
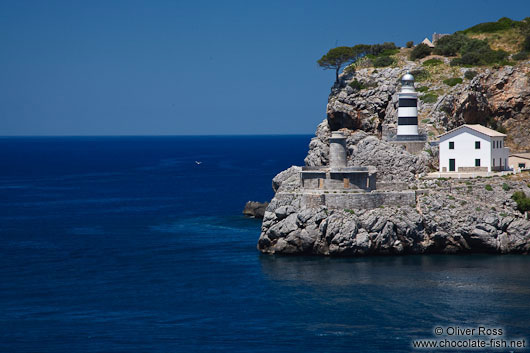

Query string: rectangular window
[449,141,454,150]
[494,141,497,148]
[493,159,495,166]
[519,163,526,168]
[475,159,481,167]
[475,141,480,149]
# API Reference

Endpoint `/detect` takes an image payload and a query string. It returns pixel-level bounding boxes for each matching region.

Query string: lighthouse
[396,72,419,138]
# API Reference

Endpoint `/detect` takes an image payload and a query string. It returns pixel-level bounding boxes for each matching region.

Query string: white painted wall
[491,137,509,169]
[439,127,506,172]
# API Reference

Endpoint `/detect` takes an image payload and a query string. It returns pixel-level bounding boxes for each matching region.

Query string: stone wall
[459,166,488,172]
[389,141,428,155]
[300,170,376,191]
[275,190,416,210]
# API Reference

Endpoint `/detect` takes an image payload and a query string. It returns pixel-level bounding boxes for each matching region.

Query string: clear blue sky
[1,0,529,135]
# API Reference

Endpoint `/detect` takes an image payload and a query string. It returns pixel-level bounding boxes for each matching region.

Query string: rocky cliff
[257,57,530,256]
[325,58,530,151]
[258,166,530,255]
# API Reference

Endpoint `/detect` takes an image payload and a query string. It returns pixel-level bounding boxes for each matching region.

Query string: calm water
[0,136,529,352]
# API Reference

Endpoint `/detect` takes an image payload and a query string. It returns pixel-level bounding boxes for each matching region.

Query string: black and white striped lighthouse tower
[397,72,419,138]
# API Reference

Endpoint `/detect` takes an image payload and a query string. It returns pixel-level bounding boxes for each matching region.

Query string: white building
[421,38,434,48]
[438,124,510,172]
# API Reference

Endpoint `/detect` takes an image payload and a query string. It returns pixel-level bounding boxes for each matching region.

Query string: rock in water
[243,201,269,219]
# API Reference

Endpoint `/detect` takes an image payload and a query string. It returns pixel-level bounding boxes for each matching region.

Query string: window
[449,141,454,149]
[475,141,480,149]
[475,159,481,167]
[519,163,526,168]
[493,159,495,166]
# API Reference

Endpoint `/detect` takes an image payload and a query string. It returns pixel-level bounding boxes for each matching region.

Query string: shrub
[433,33,469,56]
[440,105,453,115]
[512,191,530,213]
[513,51,529,61]
[349,79,364,90]
[423,58,443,66]
[369,42,398,56]
[420,93,438,103]
[502,183,511,191]
[463,46,508,66]
[373,56,394,67]
[485,184,493,191]
[410,69,430,81]
[406,41,414,48]
[462,17,520,34]
[443,77,463,86]
[497,125,507,134]
[436,33,509,66]
[464,70,478,80]
[410,43,432,60]
[416,86,429,92]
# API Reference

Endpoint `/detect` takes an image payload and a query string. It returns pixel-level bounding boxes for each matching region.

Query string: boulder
[242,201,269,219]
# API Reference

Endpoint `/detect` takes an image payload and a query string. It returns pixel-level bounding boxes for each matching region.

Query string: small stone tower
[397,72,419,138]
[329,131,347,168]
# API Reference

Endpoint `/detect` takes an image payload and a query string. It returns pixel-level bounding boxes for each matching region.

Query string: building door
[449,159,455,172]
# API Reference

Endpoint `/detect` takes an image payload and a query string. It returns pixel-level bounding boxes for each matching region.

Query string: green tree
[317,46,366,83]
[410,43,432,60]
[406,41,414,48]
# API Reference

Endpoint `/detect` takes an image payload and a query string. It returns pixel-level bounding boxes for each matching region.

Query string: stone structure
[432,32,449,44]
[397,72,419,137]
[387,72,427,154]
[300,131,377,192]
[509,153,530,170]
[421,38,434,48]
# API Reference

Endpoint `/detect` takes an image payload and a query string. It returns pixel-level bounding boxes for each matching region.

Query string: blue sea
[0,136,529,352]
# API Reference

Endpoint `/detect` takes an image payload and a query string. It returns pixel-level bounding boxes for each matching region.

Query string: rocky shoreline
[258,166,530,255]
[256,61,530,256]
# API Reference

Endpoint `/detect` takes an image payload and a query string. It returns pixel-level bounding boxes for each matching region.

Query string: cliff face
[258,166,530,256]
[326,60,530,151]
[257,60,530,256]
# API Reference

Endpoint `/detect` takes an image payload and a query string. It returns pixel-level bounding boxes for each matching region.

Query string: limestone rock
[242,201,269,219]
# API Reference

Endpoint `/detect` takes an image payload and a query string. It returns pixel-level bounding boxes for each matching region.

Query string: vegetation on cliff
[317,17,530,84]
